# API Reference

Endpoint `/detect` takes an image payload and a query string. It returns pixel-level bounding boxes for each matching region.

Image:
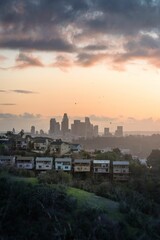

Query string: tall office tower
[71,120,85,137]
[85,117,93,138]
[40,129,44,135]
[49,118,57,134]
[93,125,99,137]
[104,127,111,136]
[55,122,60,134]
[115,126,123,137]
[61,113,69,135]
[31,126,35,135]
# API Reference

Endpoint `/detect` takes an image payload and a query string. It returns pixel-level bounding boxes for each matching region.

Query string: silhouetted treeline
[75,134,160,157]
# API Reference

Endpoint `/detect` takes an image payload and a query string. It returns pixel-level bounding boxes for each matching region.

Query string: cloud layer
[1,0,160,69]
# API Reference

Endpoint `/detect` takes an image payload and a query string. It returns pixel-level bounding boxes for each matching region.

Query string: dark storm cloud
[111,34,160,68]
[83,44,108,51]
[1,0,160,68]
[0,0,88,51]
[84,0,160,35]
[11,90,38,94]
[0,39,74,52]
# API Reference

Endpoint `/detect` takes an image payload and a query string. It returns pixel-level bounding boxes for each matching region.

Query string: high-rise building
[40,129,44,135]
[104,128,112,137]
[71,117,98,138]
[61,113,69,135]
[93,125,99,137]
[71,120,85,137]
[115,126,123,137]
[31,126,35,135]
[85,117,93,138]
[49,118,60,135]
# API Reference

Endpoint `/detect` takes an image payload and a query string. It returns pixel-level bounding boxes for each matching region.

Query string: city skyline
[1,1,160,132]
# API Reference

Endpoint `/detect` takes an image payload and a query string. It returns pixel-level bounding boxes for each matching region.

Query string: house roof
[36,157,53,161]
[74,159,91,163]
[71,144,81,147]
[34,138,47,143]
[16,156,34,161]
[113,161,129,165]
[55,158,72,162]
[0,156,15,160]
[93,160,110,164]
[50,141,70,146]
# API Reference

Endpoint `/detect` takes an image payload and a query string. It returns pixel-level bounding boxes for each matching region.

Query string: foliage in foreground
[0,177,132,240]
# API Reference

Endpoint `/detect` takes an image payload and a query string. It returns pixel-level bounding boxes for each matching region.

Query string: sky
[1,0,160,133]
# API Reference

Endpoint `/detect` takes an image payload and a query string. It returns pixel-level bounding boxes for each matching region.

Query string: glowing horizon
[1,1,160,132]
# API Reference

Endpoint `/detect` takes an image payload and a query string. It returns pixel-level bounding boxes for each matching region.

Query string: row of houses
[0,156,130,181]
[22,137,82,154]
[0,135,82,155]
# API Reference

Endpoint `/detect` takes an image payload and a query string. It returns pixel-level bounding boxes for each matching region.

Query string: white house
[16,156,34,169]
[113,161,129,181]
[35,157,53,170]
[139,158,147,166]
[55,158,72,171]
[93,160,110,174]
[0,156,15,166]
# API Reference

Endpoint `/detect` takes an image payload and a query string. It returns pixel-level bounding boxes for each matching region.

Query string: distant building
[33,137,50,152]
[93,160,110,174]
[139,158,147,166]
[50,140,71,155]
[31,126,35,135]
[16,156,34,169]
[71,117,97,139]
[115,126,123,137]
[104,128,112,137]
[0,156,15,166]
[55,158,72,171]
[36,157,53,170]
[113,161,129,181]
[49,118,60,135]
[70,144,82,153]
[40,129,44,135]
[85,117,93,138]
[93,125,99,137]
[120,148,131,155]
[61,113,69,135]
[71,120,85,137]
[74,159,91,172]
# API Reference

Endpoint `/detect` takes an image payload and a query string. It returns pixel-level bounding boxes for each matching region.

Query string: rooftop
[93,160,110,164]
[113,161,129,165]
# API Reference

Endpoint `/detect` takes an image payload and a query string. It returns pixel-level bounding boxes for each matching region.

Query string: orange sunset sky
[1,0,160,132]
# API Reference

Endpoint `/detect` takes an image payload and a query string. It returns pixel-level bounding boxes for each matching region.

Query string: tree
[147,149,160,171]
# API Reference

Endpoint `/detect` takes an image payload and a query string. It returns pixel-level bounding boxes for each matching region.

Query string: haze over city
[1,0,160,132]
